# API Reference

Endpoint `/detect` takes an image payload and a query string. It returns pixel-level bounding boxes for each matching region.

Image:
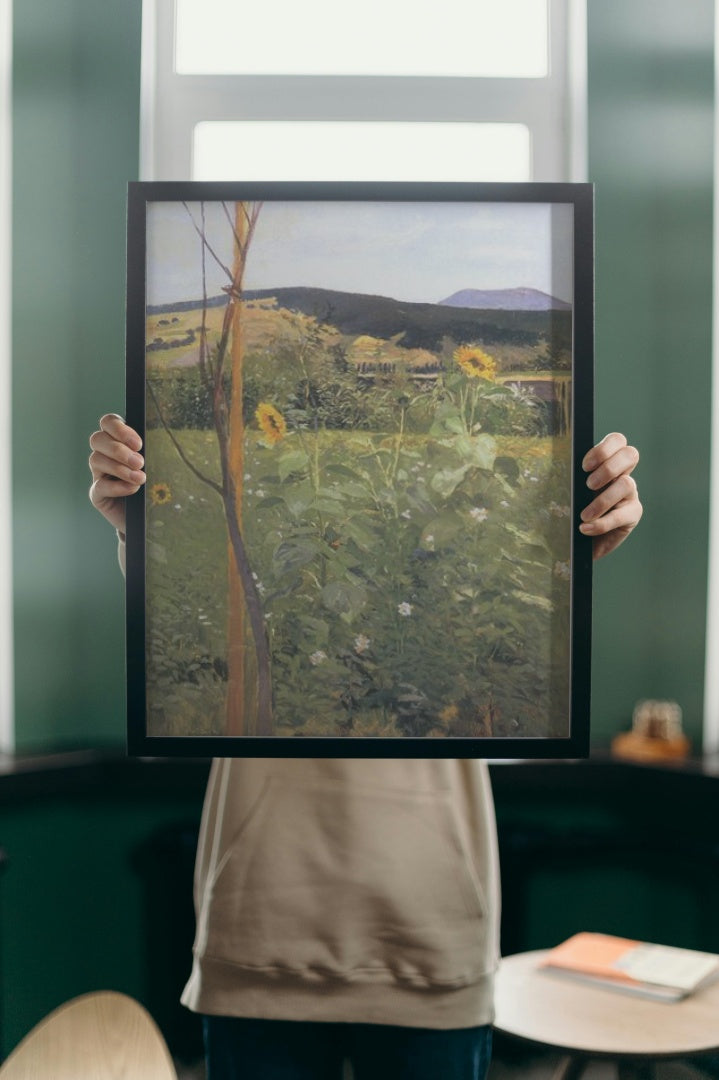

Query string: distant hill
[147,294,227,316]
[243,286,571,352]
[440,287,571,311]
[148,285,571,353]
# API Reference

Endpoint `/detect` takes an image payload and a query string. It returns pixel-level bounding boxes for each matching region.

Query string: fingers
[88,477,133,533]
[89,470,144,505]
[89,415,145,485]
[96,413,143,452]
[88,440,145,486]
[582,433,639,491]
[580,432,642,561]
[88,415,145,531]
[580,474,639,528]
[581,432,630,471]
[580,493,643,538]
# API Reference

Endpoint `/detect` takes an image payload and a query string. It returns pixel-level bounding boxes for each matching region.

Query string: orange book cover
[541,933,641,985]
[540,932,719,1001]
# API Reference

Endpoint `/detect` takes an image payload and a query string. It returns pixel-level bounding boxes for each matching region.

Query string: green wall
[0,792,201,1056]
[10,0,716,752]
[12,0,142,751]
[587,0,714,749]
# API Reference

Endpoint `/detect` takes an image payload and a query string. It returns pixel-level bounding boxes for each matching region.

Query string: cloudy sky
[145,198,574,308]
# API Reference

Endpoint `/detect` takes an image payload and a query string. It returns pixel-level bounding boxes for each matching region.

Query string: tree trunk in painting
[225,201,249,734]
[224,202,272,736]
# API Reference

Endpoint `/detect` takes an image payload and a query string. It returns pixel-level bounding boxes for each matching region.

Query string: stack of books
[540,932,719,1002]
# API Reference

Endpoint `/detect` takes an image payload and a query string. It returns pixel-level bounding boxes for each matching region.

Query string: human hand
[88,414,146,536]
[580,432,642,560]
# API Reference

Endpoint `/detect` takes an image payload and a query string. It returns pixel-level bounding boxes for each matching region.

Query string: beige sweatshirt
[181,756,501,1029]
[120,537,501,1029]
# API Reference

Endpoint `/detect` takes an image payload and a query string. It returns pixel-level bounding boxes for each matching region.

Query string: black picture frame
[126,181,593,758]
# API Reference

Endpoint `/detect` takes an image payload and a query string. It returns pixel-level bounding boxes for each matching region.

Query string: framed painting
[126,181,593,757]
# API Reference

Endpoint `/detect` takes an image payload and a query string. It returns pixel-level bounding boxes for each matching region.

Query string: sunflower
[150,482,172,506]
[454,344,497,380]
[256,402,287,445]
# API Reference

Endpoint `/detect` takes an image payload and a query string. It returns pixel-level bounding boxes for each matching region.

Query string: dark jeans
[203,1015,493,1080]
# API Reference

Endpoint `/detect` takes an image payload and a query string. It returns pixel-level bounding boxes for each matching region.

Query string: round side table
[494,949,719,1080]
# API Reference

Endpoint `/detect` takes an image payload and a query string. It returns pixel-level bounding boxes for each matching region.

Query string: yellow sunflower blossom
[256,402,287,445]
[454,345,497,380]
[150,482,172,506]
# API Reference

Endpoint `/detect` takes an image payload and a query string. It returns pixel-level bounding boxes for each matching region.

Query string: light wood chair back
[0,991,178,1079]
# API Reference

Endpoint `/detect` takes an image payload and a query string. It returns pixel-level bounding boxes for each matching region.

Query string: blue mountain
[440,287,571,311]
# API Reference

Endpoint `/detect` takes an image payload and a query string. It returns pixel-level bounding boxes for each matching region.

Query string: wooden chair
[0,991,178,1079]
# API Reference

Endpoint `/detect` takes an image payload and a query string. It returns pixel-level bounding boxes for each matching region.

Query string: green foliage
[144,306,573,742]
[146,369,225,430]
[251,428,570,739]
[143,427,572,740]
[481,382,550,436]
[428,370,549,439]
[531,337,572,371]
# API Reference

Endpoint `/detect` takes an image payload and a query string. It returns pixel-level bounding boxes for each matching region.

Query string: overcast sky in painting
[145,199,574,308]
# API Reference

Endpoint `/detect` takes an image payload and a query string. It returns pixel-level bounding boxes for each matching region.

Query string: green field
[145,424,572,740]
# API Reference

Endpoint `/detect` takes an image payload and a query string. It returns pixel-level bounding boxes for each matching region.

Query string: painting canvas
[126,181,593,757]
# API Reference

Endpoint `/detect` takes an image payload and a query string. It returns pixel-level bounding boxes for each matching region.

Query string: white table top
[494,949,719,1059]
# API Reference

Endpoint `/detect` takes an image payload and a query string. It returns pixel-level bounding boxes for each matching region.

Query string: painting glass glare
[127,182,592,757]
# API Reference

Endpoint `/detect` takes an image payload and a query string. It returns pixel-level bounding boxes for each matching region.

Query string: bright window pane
[192,121,532,182]
[176,0,548,78]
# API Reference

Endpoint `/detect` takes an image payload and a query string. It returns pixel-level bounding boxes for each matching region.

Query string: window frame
[140,0,587,184]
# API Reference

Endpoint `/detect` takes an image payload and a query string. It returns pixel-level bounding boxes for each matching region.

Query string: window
[141,0,587,183]
[192,121,532,182]
[174,0,549,78]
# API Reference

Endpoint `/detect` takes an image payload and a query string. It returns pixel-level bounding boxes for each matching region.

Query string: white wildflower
[309,650,328,666]
[354,634,371,655]
[469,507,489,523]
[398,602,413,617]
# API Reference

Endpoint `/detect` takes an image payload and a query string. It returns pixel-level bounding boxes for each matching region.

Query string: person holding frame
[89,417,641,1080]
